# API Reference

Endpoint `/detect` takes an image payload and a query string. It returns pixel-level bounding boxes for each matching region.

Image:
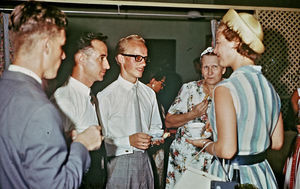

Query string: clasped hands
[129,132,164,150]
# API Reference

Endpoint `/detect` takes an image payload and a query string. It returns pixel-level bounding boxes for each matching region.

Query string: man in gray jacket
[0,2,102,188]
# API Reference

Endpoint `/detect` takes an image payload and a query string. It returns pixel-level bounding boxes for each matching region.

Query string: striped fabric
[209,65,281,189]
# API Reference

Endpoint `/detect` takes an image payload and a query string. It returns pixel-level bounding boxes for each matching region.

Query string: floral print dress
[165,80,213,189]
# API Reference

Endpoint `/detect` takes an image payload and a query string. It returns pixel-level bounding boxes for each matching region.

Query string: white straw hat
[222,8,265,54]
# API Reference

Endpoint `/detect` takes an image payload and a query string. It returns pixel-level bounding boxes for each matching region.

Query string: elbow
[215,143,237,159]
[271,132,284,150]
[220,149,237,159]
[271,140,284,150]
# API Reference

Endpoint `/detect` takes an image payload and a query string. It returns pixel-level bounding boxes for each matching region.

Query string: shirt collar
[117,75,139,90]
[8,65,42,84]
[69,77,91,96]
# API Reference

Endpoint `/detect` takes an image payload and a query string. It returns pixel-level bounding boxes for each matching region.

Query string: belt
[214,151,267,166]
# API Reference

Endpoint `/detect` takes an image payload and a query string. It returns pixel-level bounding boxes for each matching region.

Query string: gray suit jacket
[0,71,91,189]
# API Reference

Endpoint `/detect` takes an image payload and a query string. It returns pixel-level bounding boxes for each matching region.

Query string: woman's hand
[186,138,212,149]
[190,100,209,119]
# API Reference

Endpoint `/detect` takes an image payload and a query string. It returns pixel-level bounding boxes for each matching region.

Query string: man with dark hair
[53,32,110,188]
[0,2,102,188]
[98,34,163,188]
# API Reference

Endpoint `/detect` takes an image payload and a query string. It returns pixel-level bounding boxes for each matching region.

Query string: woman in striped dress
[187,9,284,188]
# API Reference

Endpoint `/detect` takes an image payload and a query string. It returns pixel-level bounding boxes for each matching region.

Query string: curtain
[0,12,13,76]
[0,13,4,76]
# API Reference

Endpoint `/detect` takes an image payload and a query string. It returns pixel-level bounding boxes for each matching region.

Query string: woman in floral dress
[165,47,225,188]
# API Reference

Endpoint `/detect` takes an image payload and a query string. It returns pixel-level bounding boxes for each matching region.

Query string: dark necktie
[90,91,102,132]
[89,90,106,172]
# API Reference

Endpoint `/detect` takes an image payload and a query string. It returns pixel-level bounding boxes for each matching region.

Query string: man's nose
[208,67,213,75]
[105,59,110,70]
[140,59,146,67]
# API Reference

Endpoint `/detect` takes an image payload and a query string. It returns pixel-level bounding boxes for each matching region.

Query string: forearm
[270,113,284,150]
[165,112,197,128]
[199,139,236,159]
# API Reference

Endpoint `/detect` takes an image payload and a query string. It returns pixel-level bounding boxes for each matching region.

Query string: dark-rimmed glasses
[121,53,149,63]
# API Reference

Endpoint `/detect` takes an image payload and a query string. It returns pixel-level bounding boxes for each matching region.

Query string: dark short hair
[76,32,107,53]
[219,22,259,61]
[142,67,165,84]
[9,1,67,52]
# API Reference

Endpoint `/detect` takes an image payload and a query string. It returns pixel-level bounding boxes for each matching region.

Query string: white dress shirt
[53,77,98,133]
[98,75,162,157]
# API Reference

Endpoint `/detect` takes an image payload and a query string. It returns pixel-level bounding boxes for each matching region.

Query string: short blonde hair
[115,34,145,55]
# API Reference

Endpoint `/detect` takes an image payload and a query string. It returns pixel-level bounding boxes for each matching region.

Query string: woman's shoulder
[182,80,204,88]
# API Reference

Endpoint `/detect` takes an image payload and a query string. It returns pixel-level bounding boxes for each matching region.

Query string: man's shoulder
[54,85,70,100]
[98,80,119,96]
[138,81,156,97]
[138,81,154,92]
[1,74,47,105]
[0,77,59,128]
[53,80,83,101]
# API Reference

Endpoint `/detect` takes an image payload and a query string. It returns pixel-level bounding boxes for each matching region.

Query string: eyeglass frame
[121,53,149,63]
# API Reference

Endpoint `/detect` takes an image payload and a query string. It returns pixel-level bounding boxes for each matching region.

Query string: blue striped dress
[208,65,281,189]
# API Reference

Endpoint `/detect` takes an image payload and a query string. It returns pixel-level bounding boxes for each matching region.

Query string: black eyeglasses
[121,53,149,63]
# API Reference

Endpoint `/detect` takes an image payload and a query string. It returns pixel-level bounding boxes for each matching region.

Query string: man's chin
[136,73,143,78]
[43,72,57,80]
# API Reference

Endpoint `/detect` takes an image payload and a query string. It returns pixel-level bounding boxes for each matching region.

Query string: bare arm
[187,86,237,159]
[270,112,284,150]
[211,86,237,158]
[165,100,209,128]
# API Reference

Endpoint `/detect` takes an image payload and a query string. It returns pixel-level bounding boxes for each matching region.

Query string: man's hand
[72,125,102,151]
[129,133,151,150]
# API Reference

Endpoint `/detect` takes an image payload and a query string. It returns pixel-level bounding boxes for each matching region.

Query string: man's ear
[115,54,124,65]
[75,51,86,65]
[42,36,50,55]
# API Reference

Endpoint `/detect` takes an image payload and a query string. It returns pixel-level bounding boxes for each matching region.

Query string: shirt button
[125,150,129,152]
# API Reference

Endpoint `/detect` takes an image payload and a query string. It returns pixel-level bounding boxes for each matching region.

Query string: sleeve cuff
[70,142,91,173]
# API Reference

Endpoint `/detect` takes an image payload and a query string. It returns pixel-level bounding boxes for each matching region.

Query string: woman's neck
[203,82,217,97]
[232,56,255,71]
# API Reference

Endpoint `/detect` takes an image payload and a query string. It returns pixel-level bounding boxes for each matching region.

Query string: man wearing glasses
[97,35,162,189]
